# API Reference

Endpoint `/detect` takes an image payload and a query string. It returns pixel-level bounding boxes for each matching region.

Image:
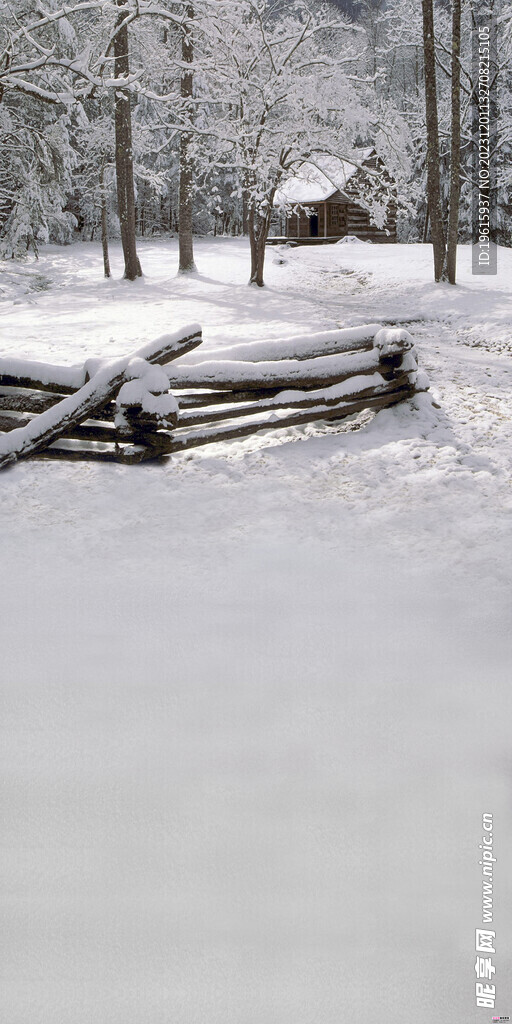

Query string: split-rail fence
[0,323,428,470]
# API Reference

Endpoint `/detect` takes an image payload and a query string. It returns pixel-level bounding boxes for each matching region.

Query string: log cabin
[271,148,397,244]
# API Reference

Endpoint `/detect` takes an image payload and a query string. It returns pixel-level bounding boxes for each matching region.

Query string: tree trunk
[422,202,430,243]
[421,0,446,281]
[242,191,249,235]
[178,4,197,273]
[446,0,461,285]
[114,0,142,281]
[247,204,272,287]
[99,163,111,279]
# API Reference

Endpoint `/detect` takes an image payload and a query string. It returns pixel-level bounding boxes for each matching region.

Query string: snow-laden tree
[70,104,116,275]
[0,98,75,256]
[421,0,446,281]
[0,3,83,254]
[493,3,512,245]
[178,2,197,272]
[195,0,402,285]
[375,0,511,274]
[0,0,178,276]
[1,0,507,280]
[112,0,142,279]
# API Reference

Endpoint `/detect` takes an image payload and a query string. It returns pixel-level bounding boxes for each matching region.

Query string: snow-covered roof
[275,148,375,206]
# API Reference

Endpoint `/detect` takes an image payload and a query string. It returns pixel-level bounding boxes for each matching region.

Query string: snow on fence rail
[0,324,428,469]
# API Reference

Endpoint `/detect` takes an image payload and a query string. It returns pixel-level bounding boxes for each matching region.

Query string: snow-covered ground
[1,238,511,1024]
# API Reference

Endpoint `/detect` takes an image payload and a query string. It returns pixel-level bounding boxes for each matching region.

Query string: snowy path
[1,239,511,1024]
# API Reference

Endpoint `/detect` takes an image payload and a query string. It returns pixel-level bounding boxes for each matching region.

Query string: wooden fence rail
[0,324,428,469]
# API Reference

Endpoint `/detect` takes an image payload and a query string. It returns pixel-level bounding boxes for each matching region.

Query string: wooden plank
[0,323,423,466]
[31,444,152,464]
[0,386,67,413]
[0,386,120,421]
[0,410,31,432]
[177,325,382,366]
[0,361,83,394]
[0,321,407,410]
[0,324,202,393]
[29,379,421,464]
[32,445,123,463]
[0,412,181,445]
[45,379,420,463]
[83,325,202,379]
[0,328,202,470]
[166,385,416,453]
[0,409,120,443]
[165,348,401,392]
[115,404,179,439]
[177,372,413,427]
[175,388,285,408]
[172,351,414,408]
[32,432,174,464]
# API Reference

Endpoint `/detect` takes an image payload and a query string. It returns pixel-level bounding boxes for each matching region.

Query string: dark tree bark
[242,190,249,235]
[99,163,111,279]
[422,202,430,243]
[247,206,272,287]
[178,4,197,273]
[421,0,447,281]
[114,0,142,281]
[447,0,462,284]
[247,185,275,286]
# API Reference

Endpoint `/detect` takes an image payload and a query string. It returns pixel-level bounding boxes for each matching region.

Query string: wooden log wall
[0,326,427,467]
[345,202,396,243]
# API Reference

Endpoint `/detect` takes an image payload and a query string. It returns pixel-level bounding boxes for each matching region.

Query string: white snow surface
[1,238,512,1024]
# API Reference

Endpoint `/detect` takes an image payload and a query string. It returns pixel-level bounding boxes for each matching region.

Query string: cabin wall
[278,152,397,242]
[285,204,333,238]
[285,208,315,237]
[283,197,396,242]
[345,203,397,243]
[327,203,347,235]
[342,165,397,242]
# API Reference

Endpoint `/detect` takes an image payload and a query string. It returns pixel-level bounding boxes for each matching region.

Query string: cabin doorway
[309,213,319,237]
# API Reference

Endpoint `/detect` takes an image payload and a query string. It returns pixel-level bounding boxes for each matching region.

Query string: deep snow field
[1,237,511,1024]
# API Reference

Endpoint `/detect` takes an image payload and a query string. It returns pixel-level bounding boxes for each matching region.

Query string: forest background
[0,0,508,286]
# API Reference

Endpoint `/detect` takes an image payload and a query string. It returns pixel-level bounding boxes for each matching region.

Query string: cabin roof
[275,148,375,206]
